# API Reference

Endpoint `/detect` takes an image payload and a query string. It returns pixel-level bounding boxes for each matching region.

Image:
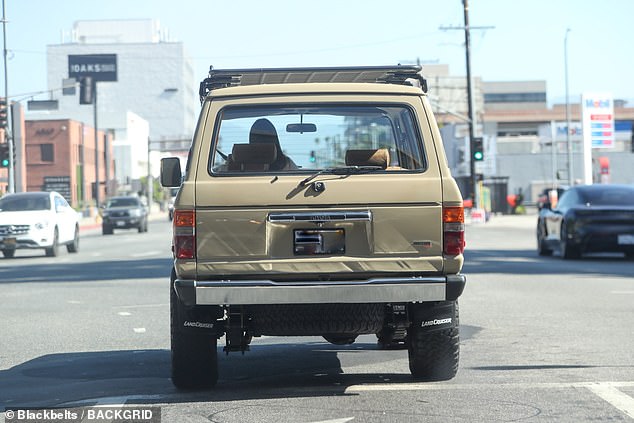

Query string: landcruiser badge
[421,318,452,327]
[184,321,214,329]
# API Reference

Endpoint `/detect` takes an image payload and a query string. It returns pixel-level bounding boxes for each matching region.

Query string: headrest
[231,143,277,165]
[345,148,390,169]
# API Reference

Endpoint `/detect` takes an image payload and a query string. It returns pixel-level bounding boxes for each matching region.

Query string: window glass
[210,104,425,174]
[579,188,634,206]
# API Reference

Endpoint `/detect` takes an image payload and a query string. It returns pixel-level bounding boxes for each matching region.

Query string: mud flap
[409,301,457,333]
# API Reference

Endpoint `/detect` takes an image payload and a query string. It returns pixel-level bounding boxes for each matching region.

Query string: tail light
[173,210,196,259]
[443,206,465,255]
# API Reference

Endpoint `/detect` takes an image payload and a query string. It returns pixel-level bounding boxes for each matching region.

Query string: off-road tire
[170,271,218,389]
[408,302,459,381]
[2,249,15,258]
[102,225,113,235]
[45,228,59,257]
[249,303,384,336]
[67,226,79,253]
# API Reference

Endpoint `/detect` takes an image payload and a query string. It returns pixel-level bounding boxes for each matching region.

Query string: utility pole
[440,0,493,208]
[463,0,478,207]
[2,0,14,193]
[564,28,573,186]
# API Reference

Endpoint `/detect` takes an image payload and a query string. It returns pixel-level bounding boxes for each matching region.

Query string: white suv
[0,191,80,258]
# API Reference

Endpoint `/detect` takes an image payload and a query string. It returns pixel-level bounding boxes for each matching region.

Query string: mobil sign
[581,93,614,149]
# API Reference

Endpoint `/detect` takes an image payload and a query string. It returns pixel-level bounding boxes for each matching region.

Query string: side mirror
[160,157,182,188]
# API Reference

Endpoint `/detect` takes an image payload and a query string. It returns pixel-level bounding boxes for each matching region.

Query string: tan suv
[160,66,466,389]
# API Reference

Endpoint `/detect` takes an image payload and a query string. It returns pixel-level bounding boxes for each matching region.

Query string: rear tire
[561,224,581,259]
[170,270,218,389]
[408,302,460,381]
[102,224,113,235]
[2,249,15,258]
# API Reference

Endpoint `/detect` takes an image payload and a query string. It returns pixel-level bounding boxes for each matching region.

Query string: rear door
[194,93,444,280]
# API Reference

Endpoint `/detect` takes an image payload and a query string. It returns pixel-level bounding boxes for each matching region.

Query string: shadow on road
[0,258,173,284]
[0,342,417,410]
[464,248,634,278]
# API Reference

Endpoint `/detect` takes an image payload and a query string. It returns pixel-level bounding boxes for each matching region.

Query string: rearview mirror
[286,123,316,133]
[160,157,182,188]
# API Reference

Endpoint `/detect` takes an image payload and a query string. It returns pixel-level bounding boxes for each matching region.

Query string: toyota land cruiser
[160,65,466,388]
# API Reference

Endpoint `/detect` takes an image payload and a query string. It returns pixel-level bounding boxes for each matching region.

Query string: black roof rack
[199,65,427,102]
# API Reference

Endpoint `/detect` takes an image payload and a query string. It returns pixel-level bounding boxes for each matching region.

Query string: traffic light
[309,150,316,163]
[0,143,9,168]
[79,76,94,105]
[472,137,484,161]
[0,99,7,129]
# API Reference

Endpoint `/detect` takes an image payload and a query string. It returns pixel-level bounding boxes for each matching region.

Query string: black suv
[101,196,148,235]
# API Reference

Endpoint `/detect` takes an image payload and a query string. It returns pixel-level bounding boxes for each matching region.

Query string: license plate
[116,221,125,227]
[294,229,345,255]
[3,237,16,246]
[617,234,634,245]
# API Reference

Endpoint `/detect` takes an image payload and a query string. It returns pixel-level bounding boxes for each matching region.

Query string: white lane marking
[114,303,167,309]
[345,381,634,392]
[586,383,634,419]
[310,418,355,423]
[62,395,163,407]
[133,328,146,333]
[117,311,131,316]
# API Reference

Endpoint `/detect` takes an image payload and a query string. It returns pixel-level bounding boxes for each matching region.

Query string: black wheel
[561,224,580,260]
[2,249,15,258]
[67,226,79,253]
[537,223,553,256]
[170,269,218,389]
[45,228,59,257]
[323,335,358,345]
[102,224,113,235]
[408,302,460,381]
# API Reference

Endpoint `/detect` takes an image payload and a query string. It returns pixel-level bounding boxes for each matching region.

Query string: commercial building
[27,19,197,190]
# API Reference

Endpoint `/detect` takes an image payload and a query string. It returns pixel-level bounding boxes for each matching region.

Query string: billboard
[68,54,117,82]
[581,93,614,149]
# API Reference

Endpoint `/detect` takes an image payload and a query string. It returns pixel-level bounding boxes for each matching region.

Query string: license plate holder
[294,229,345,255]
[617,234,634,245]
[116,221,126,227]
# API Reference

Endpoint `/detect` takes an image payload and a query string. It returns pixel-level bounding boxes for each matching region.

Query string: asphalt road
[1,213,633,422]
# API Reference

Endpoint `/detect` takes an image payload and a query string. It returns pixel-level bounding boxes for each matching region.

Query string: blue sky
[4,0,634,105]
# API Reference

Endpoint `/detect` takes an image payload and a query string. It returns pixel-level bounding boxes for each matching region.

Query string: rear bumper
[174,274,466,306]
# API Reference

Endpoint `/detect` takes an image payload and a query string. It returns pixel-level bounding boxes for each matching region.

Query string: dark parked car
[537,184,634,259]
[101,196,148,235]
[536,186,567,210]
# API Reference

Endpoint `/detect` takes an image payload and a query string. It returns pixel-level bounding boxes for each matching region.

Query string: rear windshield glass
[579,188,634,206]
[107,198,140,207]
[0,195,50,211]
[210,104,426,174]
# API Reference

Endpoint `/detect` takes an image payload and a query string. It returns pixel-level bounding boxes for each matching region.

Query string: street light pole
[564,28,573,186]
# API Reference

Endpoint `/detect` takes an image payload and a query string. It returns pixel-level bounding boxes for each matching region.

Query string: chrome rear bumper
[174,274,466,306]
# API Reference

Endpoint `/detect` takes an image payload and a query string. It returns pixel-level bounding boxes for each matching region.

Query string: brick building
[24,119,114,208]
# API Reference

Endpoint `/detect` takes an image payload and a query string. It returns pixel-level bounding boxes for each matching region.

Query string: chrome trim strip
[268,211,372,223]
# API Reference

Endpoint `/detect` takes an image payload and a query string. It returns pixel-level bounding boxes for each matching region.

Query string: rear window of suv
[210,104,426,174]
